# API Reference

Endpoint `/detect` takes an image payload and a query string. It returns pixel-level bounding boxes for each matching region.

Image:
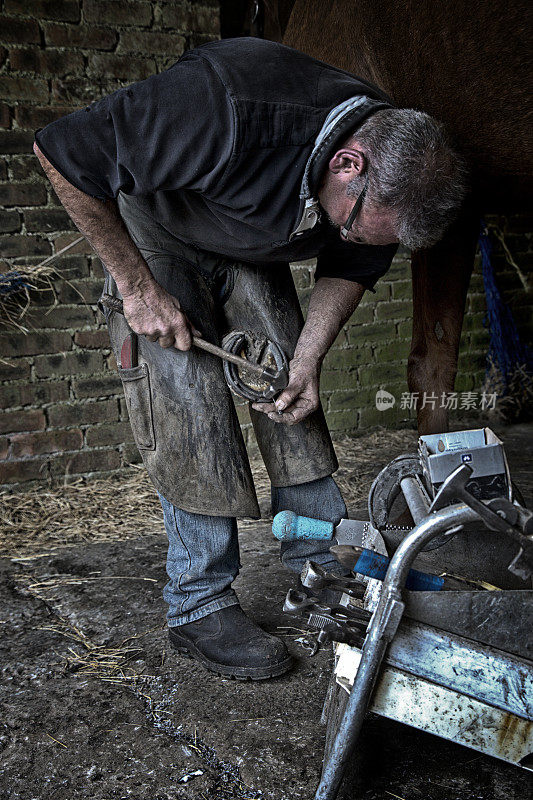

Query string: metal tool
[330,544,474,591]
[314,464,533,800]
[283,573,371,654]
[272,511,396,553]
[99,293,289,400]
[368,453,461,551]
[429,463,533,580]
[220,329,289,402]
[300,561,366,598]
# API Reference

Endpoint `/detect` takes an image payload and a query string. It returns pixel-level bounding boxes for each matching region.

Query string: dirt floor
[1,423,532,800]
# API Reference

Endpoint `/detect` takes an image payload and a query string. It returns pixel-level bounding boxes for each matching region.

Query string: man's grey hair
[347,108,468,249]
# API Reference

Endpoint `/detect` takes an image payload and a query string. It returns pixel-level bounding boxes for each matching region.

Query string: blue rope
[0,271,31,296]
[479,221,533,392]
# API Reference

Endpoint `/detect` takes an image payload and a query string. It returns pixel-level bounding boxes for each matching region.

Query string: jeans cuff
[167,592,240,627]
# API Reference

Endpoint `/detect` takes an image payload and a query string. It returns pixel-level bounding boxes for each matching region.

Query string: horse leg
[408,214,479,435]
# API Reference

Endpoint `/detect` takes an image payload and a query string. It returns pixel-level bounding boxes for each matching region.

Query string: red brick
[72,374,122,398]
[117,30,185,55]
[162,4,219,34]
[107,352,119,371]
[0,209,21,233]
[0,235,52,257]
[0,183,47,207]
[24,208,74,232]
[5,0,80,22]
[51,77,112,106]
[26,305,95,329]
[50,448,120,476]
[47,398,118,427]
[0,379,71,409]
[84,0,152,27]
[0,16,40,44]
[160,3,189,29]
[85,421,133,446]
[88,53,156,81]
[58,280,103,304]
[0,130,35,154]
[187,6,220,34]
[0,409,46,435]
[0,459,46,484]
[56,254,91,278]
[34,350,105,378]
[8,46,39,72]
[52,233,92,254]
[0,437,9,460]
[0,385,25,408]
[0,359,31,381]
[74,329,110,349]
[187,33,215,49]
[14,105,75,129]
[8,158,44,182]
[11,428,83,458]
[0,331,72,357]
[42,22,117,50]
[0,75,49,103]
[122,441,142,464]
[9,47,84,76]
[19,381,70,406]
[0,102,11,128]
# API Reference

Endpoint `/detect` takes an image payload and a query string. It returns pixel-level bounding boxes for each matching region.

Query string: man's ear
[328,147,366,176]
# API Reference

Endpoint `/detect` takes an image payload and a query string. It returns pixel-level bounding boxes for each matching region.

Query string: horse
[233,0,532,433]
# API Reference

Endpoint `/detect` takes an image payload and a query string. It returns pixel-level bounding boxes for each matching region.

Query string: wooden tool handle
[100,294,268,377]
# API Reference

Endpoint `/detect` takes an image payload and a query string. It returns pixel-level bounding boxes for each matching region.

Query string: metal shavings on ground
[0,428,417,558]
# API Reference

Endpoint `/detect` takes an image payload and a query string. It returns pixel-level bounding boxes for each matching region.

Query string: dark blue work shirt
[36,38,398,289]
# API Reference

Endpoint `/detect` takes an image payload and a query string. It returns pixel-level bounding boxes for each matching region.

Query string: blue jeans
[160,475,347,627]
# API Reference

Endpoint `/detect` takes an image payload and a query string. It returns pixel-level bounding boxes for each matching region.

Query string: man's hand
[122,282,200,351]
[251,356,320,425]
[251,277,366,426]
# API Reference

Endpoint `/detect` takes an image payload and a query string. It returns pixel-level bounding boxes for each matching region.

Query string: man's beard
[321,206,340,231]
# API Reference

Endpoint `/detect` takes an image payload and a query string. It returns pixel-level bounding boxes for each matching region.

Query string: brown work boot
[168,604,293,680]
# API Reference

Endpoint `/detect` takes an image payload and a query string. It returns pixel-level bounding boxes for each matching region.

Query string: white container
[418,427,512,500]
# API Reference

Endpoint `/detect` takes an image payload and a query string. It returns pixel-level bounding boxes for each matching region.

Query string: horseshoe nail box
[418,427,511,501]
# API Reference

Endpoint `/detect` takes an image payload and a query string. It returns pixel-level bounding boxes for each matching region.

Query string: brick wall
[0,1,531,489]
[0,0,220,487]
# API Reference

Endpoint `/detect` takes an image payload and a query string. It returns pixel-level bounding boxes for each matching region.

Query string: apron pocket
[119,363,156,450]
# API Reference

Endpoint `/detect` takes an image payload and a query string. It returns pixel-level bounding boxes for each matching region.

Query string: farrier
[35,38,466,680]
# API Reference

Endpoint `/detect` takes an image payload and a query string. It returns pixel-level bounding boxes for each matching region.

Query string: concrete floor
[0,423,532,800]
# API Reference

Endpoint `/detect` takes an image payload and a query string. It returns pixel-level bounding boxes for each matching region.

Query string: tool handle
[191,336,265,376]
[100,293,267,377]
[353,548,445,592]
[272,511,335,541]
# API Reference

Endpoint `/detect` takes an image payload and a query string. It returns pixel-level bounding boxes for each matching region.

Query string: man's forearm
[33,143,154,297]
[34,143,197,350]
[293,277,365,365]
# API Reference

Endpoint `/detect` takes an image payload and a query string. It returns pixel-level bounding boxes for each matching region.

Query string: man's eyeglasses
[340,172,369,240]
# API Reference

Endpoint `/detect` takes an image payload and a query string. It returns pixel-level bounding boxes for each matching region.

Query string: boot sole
[168,630,294,680]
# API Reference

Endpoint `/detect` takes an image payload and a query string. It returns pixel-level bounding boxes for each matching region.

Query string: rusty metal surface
[403,589,533,660]
[335,644,533,767]
[373,618,532,720]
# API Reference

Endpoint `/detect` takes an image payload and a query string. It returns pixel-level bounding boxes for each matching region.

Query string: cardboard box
[418,427,512,501]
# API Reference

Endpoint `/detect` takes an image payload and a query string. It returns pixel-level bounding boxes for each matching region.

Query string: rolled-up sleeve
[35,55,234,200]
[315,235,397,292]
